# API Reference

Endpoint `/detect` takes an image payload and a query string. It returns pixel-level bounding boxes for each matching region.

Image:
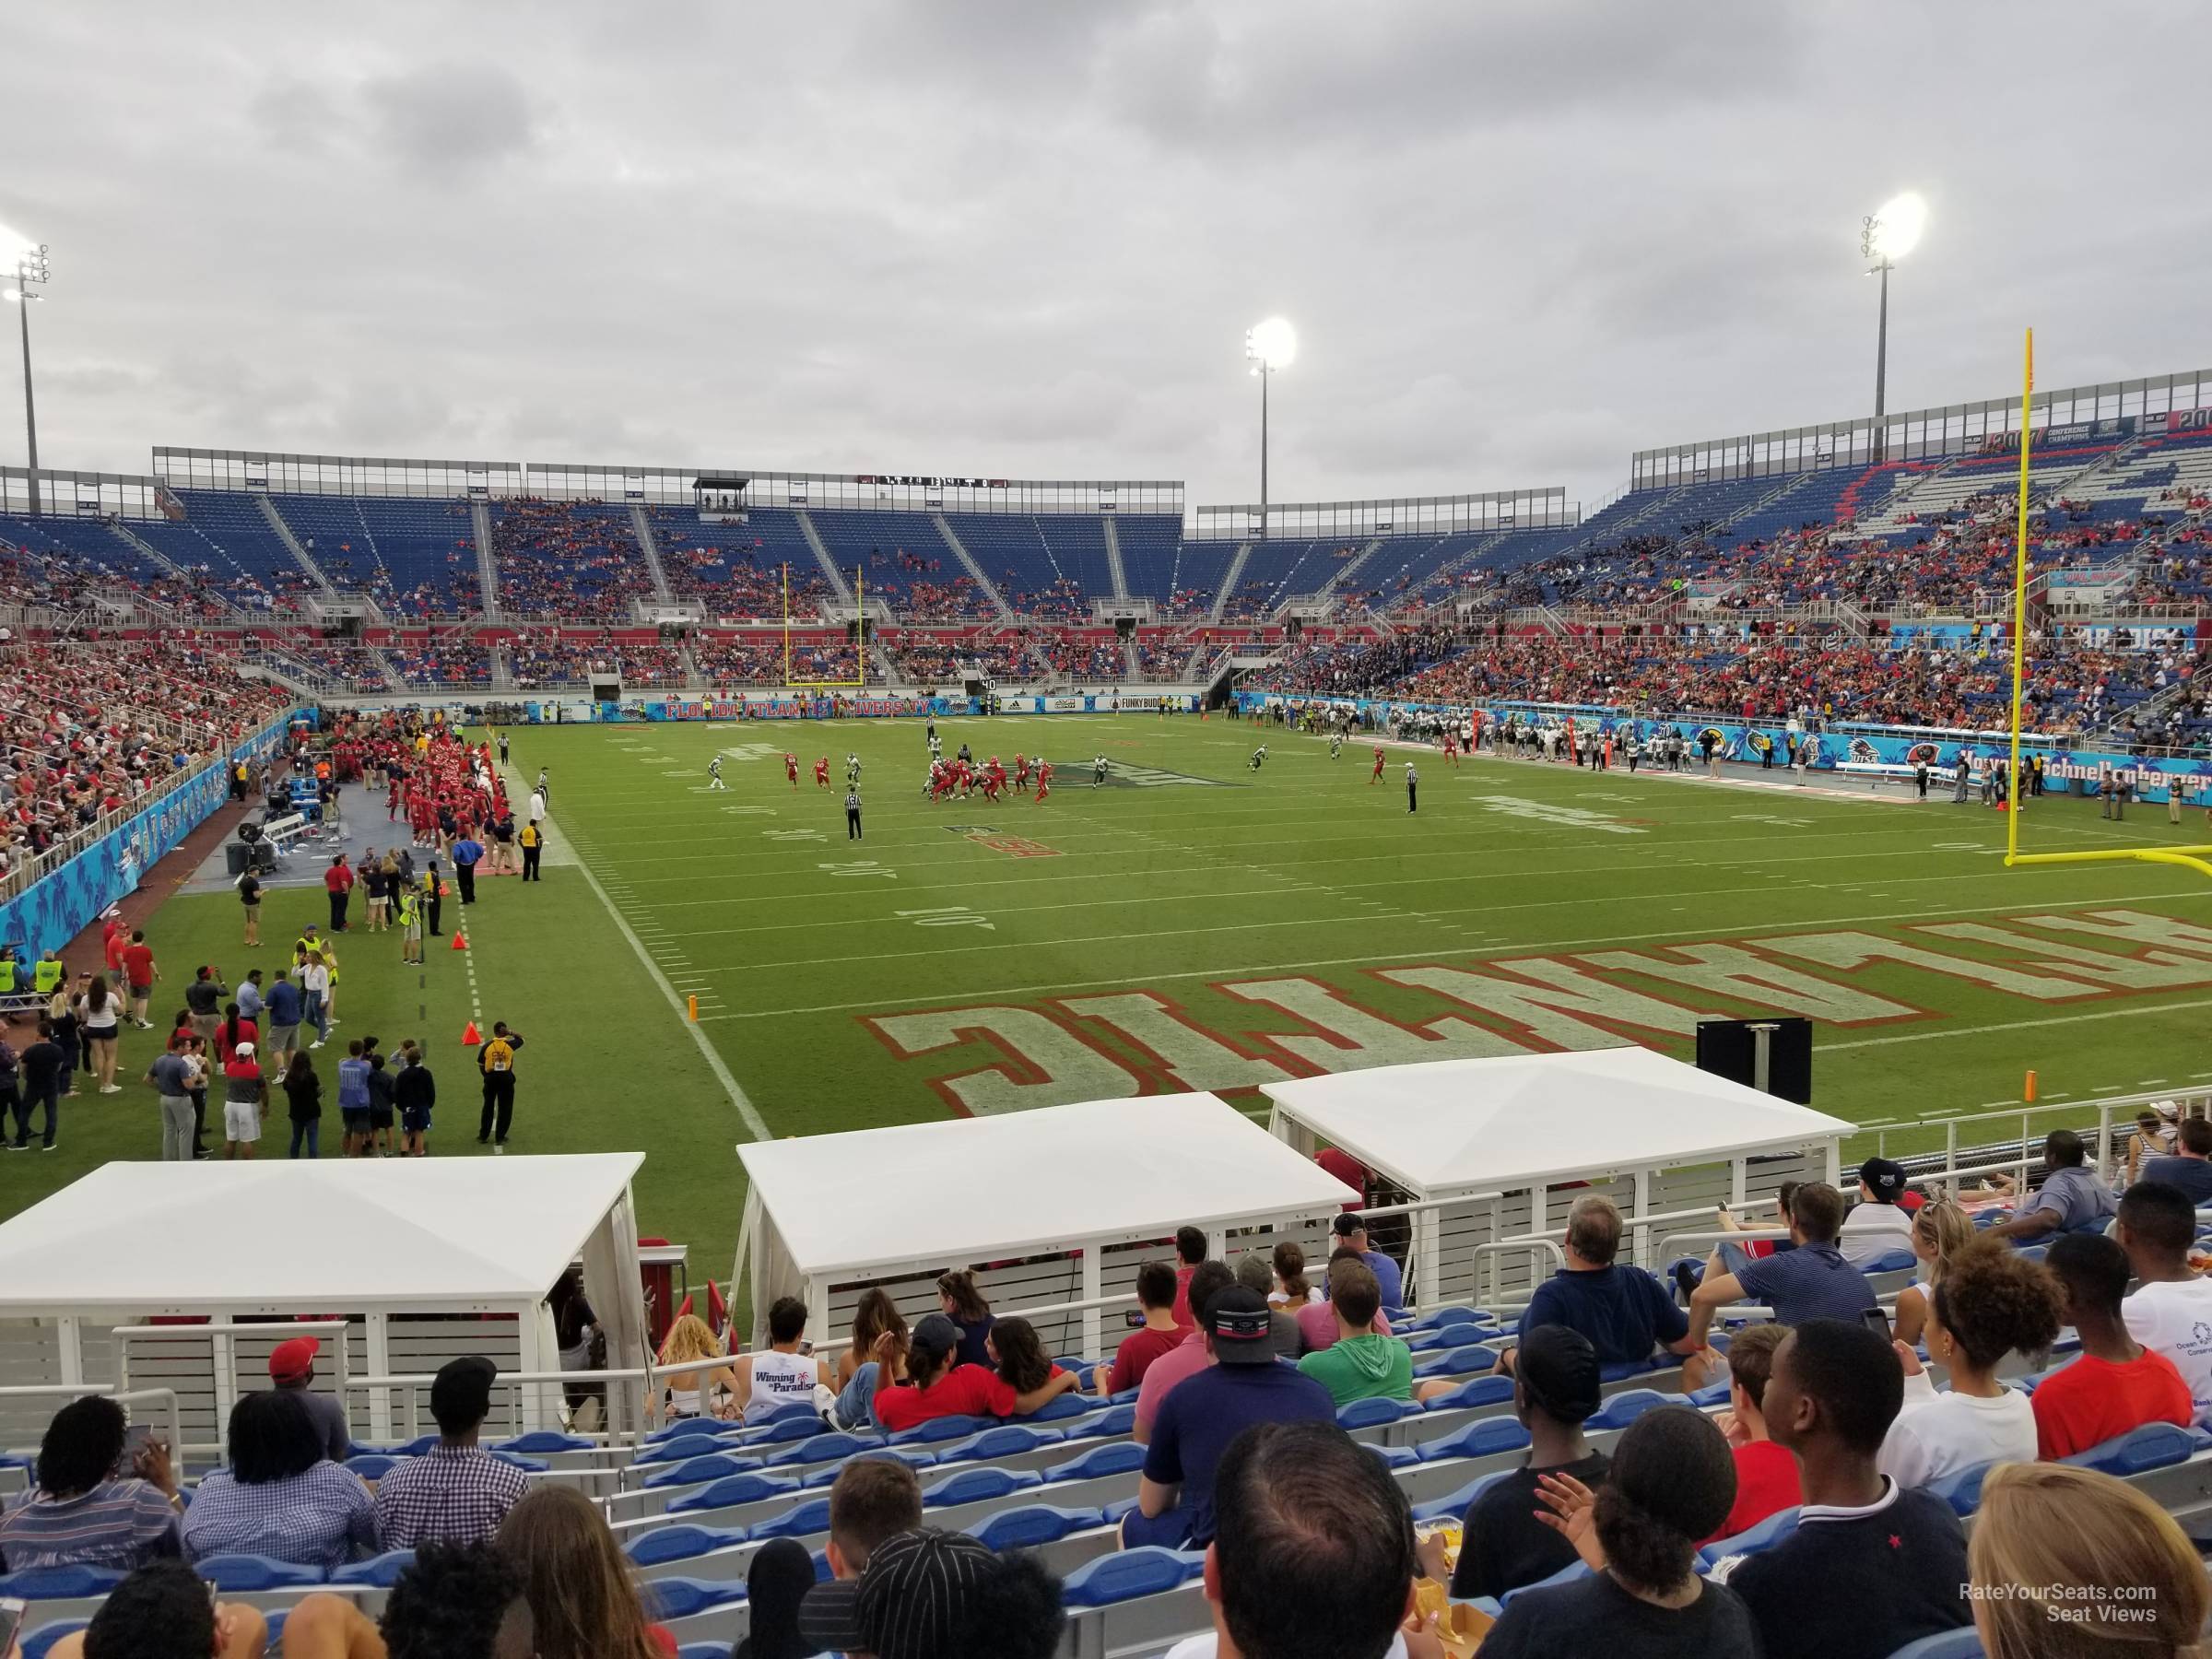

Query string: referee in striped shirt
[846,785,864,841]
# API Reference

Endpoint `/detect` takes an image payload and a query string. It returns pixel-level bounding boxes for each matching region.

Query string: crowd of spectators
[389,640,492,689]
[1036,634,1125,681]
[492,500,650,620]
[0,641,288,888]
[504,632,683,690]
[999,574,1088,619]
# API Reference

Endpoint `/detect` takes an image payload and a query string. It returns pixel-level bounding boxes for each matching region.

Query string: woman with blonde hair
[1970,1462,2207,1659]
[496,1483,670,1659]
[654,1313,740,1424]
[1891,1200,1974,1347]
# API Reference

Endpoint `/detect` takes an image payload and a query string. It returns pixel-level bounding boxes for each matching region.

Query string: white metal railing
[0,1385,186,1468]
[112,1320,350,1462]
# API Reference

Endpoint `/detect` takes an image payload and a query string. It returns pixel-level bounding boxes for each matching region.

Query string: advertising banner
[0,708,299,963]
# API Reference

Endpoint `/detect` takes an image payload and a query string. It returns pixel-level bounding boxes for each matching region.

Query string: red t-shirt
[120,944,154,988]
[2031,1350,2193,1460]
[324,865,355,894]
[872,1362,1062,1432]
[1316,1148,1368,1212]
[103,925,126,972]
[1700,1439,1801,1545]
[1170,1265,1198,1329]
[1107,1326,1186,1394]
[216,1020,259,1066]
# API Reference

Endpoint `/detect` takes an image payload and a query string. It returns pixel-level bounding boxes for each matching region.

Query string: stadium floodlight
[1859,194,1927,437]
[0,226,50,515]
[1244,317,1296,541]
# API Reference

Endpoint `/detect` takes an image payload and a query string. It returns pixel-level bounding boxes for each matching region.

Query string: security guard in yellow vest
[32,954,65,996]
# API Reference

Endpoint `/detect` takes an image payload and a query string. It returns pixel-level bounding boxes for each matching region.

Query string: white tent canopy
[1265,1048,1856,1305]
[0,1155,648,1444]
[735,1094,1357,1352]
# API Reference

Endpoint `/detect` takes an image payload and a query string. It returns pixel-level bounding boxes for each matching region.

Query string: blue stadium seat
[922,1466,1042,1508]
[331,1550,416,1586]
[1927,1462,1994,1518]
[1071,1402,1136,1441]
[637,1432,746,1466]
[1598,1357,1665,1384]
[0,1567,127,1599]
[1588,1389,1684,1431]
[935,1424,1068,1465]
[1365,1443,1418,1469]
[1023,1392,1098,1424]
[1413,1344,1498,1380]
[195,1554,324,1591]
[626,1524,749,1567]
[679,1645,735,1659]
[494,1430,594,1454]
[1417,1417,1532,1463]
[669,1471,801,1513]
[1336,1397,1414,1430]
[2060,1421,2196,1477]
[1421,1375,1515,1413]
[1044,1441,1147,1484]
[888,1414,993,1446]
[343,1454,401,1480]
[766,1431,884,1468]
[750,1496,835,1541]
[1060,1546,1202,1607]
[643,1577,749,1619]
[645,1418,747,1446]
[1860,1249,1917,1274]
[801,1447,940,1489]
[966,1503,1107,1551]
[1698,1505,1801,1569]
[646,1452,757,1489]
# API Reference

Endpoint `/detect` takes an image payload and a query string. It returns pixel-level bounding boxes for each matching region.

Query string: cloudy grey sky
[4,2,2206,513]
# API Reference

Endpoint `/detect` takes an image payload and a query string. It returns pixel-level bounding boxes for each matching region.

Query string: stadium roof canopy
[1262,1049,1855,1307]
[735,1094,1357,1347]
[1260,1047,1855,1203]
[0,1155,649,1443]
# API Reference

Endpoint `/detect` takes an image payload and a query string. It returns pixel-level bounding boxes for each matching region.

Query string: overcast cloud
[3,1,2207,512]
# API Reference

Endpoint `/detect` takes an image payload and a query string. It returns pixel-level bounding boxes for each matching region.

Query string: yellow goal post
[2004,327,2212,879]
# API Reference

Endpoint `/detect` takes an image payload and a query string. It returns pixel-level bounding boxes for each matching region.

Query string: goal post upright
[2001,326,2212,881]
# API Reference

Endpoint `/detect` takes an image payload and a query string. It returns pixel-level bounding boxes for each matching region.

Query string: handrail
[1472,1238,1565,1307]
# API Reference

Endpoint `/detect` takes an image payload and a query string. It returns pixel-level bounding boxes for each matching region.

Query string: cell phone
[1862,1306,1893,1342]
[0,1597,26,1655]
[114,1420,156,1477]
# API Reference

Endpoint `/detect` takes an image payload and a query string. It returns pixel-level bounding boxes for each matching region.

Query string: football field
[16,712,2212,1271]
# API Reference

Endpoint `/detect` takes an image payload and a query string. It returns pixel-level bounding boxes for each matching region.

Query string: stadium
[1,6,2210,1657]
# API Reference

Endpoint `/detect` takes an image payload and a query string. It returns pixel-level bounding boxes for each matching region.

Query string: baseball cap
[1203,1286,1276,1365]
[429,1355,497,1427]
[909,1313,962,1364]
[233,1041,255,1057]
[796,1528,997,1659]
[1332,1212,1366,1239]
[1858,1157,1908,1202]
[1514,1324,1602,1424]
[268,1335,320,1382]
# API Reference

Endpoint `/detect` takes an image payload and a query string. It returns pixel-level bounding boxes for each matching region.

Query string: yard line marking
[1820,1007,2212,1054]
[497,757,771,1140]
[696,884,2212,1020]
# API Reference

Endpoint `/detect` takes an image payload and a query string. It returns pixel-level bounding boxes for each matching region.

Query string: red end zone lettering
[970,833,1061,857]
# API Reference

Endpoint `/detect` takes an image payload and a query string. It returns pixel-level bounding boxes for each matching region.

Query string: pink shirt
[1296,1301,1391,1355]
[1133,1330,1211,1437]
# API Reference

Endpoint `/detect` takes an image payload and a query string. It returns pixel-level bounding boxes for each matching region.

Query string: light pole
[1245,317,1295,542]
[1859,193,1926,458]
[2,230,50,515]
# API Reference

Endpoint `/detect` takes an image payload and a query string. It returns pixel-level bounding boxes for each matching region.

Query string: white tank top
[744,1347,818,1424]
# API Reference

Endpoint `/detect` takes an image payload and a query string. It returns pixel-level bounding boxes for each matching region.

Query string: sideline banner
[0,709,299,963]
[1236,691,2212,804]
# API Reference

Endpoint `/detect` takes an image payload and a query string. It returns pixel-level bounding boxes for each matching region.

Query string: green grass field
[10,712,2212,1278]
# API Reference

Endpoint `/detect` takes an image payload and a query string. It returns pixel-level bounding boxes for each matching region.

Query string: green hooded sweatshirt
[1297,1332,1414,1407]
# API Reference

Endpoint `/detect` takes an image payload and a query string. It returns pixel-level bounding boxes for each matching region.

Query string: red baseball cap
[269,1335,320,1382]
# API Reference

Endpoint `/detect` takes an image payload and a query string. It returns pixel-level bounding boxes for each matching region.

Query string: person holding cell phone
[0,1395,182,1570]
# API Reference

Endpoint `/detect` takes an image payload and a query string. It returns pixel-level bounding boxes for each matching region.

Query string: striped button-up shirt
[0,1478,181,1571]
